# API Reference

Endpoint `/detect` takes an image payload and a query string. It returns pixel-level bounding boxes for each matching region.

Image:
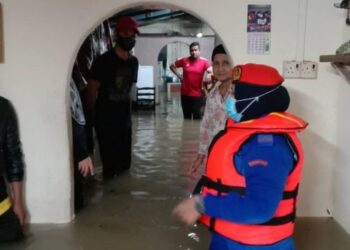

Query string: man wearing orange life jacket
[173,63,308,250]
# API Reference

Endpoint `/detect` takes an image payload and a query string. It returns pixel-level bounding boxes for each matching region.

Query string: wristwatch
[194,195,205,214]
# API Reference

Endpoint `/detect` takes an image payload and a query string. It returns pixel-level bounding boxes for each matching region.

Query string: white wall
[332,5,350,233]
[0,0,349,232]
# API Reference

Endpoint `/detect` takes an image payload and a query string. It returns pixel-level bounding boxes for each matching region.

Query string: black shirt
[91,49,139,123]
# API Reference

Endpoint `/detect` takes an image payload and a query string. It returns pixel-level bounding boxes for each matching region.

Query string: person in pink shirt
[170,42,212,119]
[190,44,233,175]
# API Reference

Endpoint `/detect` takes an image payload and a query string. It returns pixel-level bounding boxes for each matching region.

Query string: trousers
[181,95,205,120]
[95,122,132,178]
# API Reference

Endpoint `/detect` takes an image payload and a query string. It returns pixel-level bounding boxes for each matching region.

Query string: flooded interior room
[0,0,350,249]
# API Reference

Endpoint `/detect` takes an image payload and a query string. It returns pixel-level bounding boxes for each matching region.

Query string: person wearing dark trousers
[170,42,212,120]
[86,16,139,179]
[94,119,132,177]
[72,119,94,211]
[70,79,94,211]
[0,97,26,242]
[180,95,205,120]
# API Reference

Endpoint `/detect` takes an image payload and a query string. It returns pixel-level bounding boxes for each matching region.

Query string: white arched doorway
[67,3,219,221]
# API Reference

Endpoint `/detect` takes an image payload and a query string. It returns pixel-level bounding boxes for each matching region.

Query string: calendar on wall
[247,33,270,55]
[247,4,271,55]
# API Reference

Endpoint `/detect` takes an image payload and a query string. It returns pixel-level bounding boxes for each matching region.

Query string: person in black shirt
[87,16,139,179]
[0,97,26,242]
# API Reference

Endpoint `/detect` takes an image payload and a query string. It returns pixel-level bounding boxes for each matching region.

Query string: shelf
[320,54,350,80]
[319,54,350,64]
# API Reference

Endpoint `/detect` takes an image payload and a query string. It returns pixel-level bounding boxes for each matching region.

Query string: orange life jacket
[194,112,307,245]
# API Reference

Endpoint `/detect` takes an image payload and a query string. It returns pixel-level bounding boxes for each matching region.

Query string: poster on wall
[247,4,271,55]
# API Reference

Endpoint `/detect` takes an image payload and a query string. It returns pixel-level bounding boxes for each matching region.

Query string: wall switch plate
[283,60,301,78]
[300,61,318,79]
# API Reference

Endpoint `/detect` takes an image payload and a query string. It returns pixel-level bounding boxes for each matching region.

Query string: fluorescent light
[196,32,203,38]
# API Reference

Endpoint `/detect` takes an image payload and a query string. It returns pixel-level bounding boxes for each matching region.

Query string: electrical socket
[300,61,318,79]
[282,60,300,79]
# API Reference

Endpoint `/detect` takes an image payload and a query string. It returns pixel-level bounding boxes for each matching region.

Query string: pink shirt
[199,82,229,155]
[175,57,211,97]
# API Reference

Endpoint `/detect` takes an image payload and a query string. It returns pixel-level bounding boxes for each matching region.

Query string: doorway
[69,5,217,214]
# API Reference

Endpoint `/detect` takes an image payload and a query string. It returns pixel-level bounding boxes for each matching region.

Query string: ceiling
[109,8,211,37]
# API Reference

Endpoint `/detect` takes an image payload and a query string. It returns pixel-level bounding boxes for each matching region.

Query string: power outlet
[282,61,301,78]
[300,61,318,79]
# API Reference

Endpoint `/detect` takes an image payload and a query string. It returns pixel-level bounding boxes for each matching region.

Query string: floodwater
[1,94,349,250]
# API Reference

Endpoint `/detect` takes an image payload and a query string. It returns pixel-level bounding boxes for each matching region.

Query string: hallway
[2,95,350,250]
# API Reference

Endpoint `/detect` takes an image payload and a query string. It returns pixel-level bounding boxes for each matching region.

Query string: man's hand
[170,64,183,83]
[78,156,94,177]
[172,196,202,225]
[9,181,27,225]
[190,154,205,174]
[12,200,27,226]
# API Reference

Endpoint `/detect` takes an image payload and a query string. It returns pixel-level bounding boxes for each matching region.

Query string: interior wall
[334,68,350,233]
[166,42,189,75]
[0,0,348,232]
[331,5,350,233]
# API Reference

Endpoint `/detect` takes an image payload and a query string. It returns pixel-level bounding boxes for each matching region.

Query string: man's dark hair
[189,42,200,50]
[211,44,226,61]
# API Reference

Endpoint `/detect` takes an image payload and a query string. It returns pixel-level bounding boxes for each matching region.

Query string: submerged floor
[2,94,350,250]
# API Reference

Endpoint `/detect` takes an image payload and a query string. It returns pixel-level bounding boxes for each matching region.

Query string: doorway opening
[69,4,220,214]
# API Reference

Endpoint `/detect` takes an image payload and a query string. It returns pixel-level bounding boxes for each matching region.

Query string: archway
[68,4,220,216]
[157,41,189,87]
